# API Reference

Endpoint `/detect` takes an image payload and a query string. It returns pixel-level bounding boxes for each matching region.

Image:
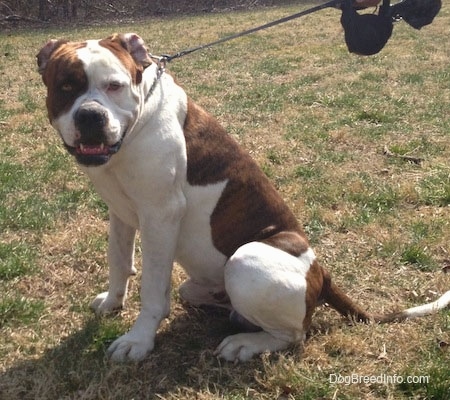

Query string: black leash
[150,0,341,64]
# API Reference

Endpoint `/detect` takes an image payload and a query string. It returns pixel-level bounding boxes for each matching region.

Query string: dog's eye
[107,82,123,92]
[60,83,73,92]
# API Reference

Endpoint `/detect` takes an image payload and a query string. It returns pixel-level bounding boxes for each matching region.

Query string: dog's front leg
[107,196,185,362]
[91,212,137,314]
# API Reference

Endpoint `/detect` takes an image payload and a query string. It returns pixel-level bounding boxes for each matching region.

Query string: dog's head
[37,33,152,166]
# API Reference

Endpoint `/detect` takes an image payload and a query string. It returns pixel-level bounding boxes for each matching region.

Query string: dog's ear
[37,39,68,76]
[107,33,153,69]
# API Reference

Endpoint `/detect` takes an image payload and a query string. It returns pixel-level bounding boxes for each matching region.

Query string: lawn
[0,2,449,399]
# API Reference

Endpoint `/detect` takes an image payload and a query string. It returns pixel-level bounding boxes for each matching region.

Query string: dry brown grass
[1,2,450,399]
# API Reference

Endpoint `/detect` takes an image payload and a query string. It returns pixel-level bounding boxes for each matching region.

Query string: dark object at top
[340,0,442,56]
[390,0,442,29]
[341,0,393,56]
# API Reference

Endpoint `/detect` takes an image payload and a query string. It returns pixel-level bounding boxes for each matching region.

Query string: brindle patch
[183,99,304,258]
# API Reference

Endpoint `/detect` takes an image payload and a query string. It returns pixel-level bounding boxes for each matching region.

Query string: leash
[145,0,341,102]
[149,0,341,65]
[144,60,166,102]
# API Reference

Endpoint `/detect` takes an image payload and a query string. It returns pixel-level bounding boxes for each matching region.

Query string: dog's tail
[320,269,450,323]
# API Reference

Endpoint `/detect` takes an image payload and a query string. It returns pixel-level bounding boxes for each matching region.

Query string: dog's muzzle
[66,102,125,166]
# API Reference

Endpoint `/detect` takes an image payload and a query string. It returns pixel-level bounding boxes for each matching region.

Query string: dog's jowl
[37,33,450,363]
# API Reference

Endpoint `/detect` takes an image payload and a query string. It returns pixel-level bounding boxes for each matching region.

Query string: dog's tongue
[78,143,109,155]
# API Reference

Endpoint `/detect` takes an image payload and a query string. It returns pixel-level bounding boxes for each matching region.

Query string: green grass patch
[0,160,36,195]
[1,193,58,231]
[0,296,45,328]
[399,72,425,85]
[343,173,400,225]
[400,244,437,271]
[255,57,292,76]
[0,241,36,280]
[89,318,128,354]
[295,165,323,180]
[225,81,289,113]
[18,88,39,113]
[418,169,450,206]
[398,340,450,400]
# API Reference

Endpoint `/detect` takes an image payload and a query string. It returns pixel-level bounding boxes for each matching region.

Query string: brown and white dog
[37,33,450,363]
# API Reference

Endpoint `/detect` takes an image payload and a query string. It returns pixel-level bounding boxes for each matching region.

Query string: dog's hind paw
[90,291,124,315]
[107,332,154,362]
[214,332,290,363]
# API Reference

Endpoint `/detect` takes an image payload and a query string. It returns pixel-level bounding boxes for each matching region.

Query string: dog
[37,33,450,362]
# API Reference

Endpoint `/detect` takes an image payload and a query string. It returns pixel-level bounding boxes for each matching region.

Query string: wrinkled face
[39,38,144,166]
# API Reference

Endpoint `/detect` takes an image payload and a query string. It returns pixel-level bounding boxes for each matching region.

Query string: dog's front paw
[90,291,124,315]
[107,332,154,362]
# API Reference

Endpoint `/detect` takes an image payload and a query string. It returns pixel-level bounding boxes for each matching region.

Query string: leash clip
[158,55,171,74]
[149,53,168,76]
[156,58,166,78]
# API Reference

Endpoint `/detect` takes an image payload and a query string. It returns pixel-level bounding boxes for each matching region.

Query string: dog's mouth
[65,140,123,166]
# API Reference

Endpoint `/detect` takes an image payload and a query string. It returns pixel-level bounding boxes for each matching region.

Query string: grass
[1,2,450,399]
[0,241,36,280]
[0,296,45,328]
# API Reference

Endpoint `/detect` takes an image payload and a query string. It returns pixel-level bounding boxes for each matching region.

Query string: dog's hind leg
[91,212,137,314]
[216,239,322,362]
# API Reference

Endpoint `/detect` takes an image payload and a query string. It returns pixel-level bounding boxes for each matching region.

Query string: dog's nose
[74,102,108,142]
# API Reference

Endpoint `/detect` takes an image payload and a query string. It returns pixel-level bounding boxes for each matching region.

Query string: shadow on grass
[0,306,258,399]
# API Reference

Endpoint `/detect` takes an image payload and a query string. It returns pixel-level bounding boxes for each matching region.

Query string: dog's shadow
[1,305,286,399]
